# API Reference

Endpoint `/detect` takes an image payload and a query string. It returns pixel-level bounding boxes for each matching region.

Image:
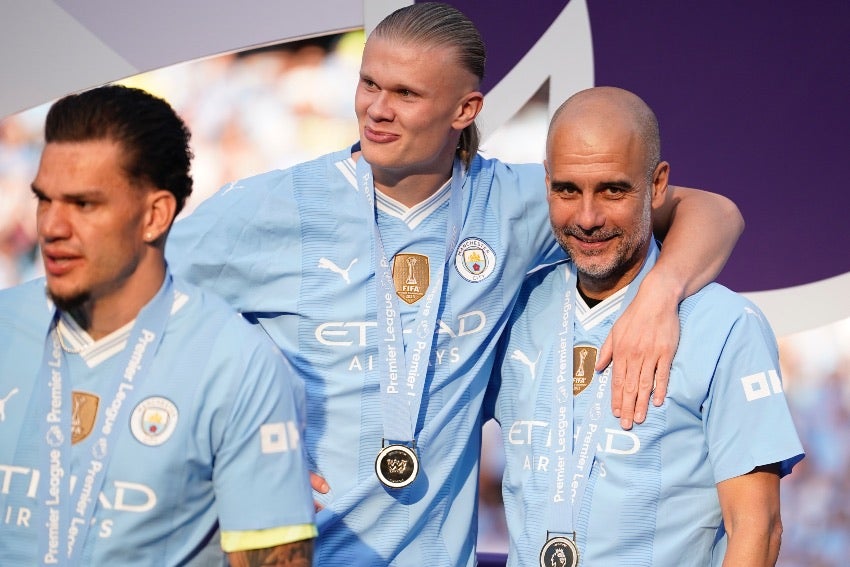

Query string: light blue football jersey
[167,146,560,566]
[0,276,315,565]
[493,242,804,566]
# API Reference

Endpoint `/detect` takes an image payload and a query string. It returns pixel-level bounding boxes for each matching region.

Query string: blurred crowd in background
[1,31,847,566]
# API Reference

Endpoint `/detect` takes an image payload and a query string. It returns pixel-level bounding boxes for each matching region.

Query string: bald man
[489,87,804,567]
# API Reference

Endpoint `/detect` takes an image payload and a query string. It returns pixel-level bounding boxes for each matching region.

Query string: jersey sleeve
[701,298,804,483]
[211,321,316,547]
[491,160,565,270]
[166,170,303,314]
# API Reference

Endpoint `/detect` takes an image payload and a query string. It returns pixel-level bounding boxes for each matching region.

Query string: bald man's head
[547,87,660,183]
[544,86,669,299]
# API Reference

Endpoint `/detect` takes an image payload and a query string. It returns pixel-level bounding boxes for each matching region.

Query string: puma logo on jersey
[744,306,763,322]
[318,257,358,284]
[510,349,541,381]
[220,181,244,196]
[0,388,19,422]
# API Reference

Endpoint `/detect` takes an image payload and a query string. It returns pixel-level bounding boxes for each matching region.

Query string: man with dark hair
[42,84,194,215]
[492,86,803,566]
[168,3,744,565]
[0,85,315,566]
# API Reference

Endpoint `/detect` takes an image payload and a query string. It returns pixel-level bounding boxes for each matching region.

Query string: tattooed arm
[228,539,313,567]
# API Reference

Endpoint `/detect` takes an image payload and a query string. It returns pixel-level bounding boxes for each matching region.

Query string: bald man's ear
[650,161,670,208]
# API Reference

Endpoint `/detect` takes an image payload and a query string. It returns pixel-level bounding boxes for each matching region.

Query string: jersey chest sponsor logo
[0,387,20,422]
[454,237,497,282]
[1,465,157,533]
[507,421,641,456]
[130,397,178,446]
[392,253,429,304]
[314,310,487,346]
[313,311,488,373]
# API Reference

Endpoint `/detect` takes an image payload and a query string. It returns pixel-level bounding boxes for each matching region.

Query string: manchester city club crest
[130,397,178,446]
[454,237,497,282]
[392,253,430,304]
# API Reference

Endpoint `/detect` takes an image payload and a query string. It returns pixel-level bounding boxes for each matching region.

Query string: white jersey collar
[576,284,629,330]
[55,290,189,368]
[336,156,453,229]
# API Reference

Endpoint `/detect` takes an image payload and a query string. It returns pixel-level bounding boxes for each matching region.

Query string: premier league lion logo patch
[455,237,497,282]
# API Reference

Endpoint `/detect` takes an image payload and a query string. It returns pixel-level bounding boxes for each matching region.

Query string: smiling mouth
[568,232,616,247]
[574,236,611,244]
[564,226,621,243]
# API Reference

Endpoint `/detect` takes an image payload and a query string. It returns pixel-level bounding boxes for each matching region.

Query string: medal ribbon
[30,274,173,565]
[545,246,657,539]
[355,156,463,447]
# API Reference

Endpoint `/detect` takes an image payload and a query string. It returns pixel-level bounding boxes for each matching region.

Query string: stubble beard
[554,214,652,288]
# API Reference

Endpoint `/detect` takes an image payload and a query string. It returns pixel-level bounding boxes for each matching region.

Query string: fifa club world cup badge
[572,345,598,396]
[71,391,100,444]
[393,253,430,304]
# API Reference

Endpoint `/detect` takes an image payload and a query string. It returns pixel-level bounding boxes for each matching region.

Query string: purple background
[445,0,850,292]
